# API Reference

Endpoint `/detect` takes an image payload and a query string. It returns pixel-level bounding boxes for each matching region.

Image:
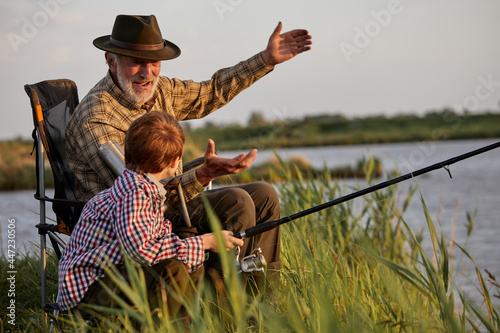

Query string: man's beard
[117,69,159,104]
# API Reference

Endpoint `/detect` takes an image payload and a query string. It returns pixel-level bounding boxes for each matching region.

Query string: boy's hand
[195,139,257,186]
[202,230,244,253]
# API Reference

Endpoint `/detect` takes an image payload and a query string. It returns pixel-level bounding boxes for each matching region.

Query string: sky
[1,0,500,141]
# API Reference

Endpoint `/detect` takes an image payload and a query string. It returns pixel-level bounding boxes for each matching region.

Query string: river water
[1,138,499,305]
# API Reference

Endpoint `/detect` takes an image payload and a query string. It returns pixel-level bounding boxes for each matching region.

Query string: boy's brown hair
[125,111,185,174]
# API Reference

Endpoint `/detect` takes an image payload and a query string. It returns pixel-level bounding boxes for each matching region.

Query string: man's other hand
[195,139,257,186]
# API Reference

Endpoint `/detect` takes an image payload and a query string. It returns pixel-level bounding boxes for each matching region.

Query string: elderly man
[65,14,312,290]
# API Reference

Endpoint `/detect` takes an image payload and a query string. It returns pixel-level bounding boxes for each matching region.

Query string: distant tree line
[182,108,500,150]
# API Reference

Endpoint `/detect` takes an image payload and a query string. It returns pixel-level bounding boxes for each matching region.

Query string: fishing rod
[234,141,500,240]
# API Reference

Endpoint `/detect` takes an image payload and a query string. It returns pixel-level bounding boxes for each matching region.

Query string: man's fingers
[290,29,309,38]
[234,148,257,162]
[204,139,215,157]
[233,153,247,162]
[272,21,283,39]
[295,34,313,45]
[242,149,257,161]
[235,149,257,170]
[245,148,258,163]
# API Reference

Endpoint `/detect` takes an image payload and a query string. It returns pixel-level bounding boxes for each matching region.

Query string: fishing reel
[235,247,267,273]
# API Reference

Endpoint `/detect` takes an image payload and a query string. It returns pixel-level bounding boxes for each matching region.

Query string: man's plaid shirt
[66,53,273,201]
[56,169,205,311]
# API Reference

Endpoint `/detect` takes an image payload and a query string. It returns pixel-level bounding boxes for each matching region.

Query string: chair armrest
[34,194,86,207]
[182,156,204,172]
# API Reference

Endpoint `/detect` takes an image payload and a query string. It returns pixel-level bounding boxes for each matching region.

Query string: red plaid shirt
[56,169,205,311]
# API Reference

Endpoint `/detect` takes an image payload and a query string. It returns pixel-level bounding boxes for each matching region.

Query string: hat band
[110,37,165,51]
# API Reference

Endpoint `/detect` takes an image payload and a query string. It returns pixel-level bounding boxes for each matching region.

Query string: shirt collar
[145,173,167,199]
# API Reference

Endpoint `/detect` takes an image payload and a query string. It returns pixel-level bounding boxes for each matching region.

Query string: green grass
[1,158,499,332]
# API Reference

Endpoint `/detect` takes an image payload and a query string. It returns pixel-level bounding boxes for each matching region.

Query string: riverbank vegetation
[214,154,382,186]
[1,160,498,332]
[0,138,53,191]
[1,110,499,191]
[184,109,500,150]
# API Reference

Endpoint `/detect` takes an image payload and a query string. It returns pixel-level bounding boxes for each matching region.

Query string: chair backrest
[25,79,84,234]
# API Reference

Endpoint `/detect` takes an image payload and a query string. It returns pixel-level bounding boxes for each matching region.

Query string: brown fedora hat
[93,15,180,61]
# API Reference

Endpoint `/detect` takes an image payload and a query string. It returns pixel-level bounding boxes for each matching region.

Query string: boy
[56,111,243,318]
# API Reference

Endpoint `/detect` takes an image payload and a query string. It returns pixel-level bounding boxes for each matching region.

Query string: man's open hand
[195,139,257,186]
[261,21,312,66]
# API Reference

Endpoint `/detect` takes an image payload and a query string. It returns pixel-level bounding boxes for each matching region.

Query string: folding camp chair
[25,79,85,310]
[25,79,207,319]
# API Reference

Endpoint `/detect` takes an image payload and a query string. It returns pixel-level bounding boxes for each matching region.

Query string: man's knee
[220,187,254,208]
[242,182,281,221]
[242,181,278,200]
[191,182,280,232]
[215,187,256,229]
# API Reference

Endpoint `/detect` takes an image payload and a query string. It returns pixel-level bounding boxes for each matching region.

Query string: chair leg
[49,309,60,333]
[40,233,47,307]
[36,127,48,307]
[43,303,62,332]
